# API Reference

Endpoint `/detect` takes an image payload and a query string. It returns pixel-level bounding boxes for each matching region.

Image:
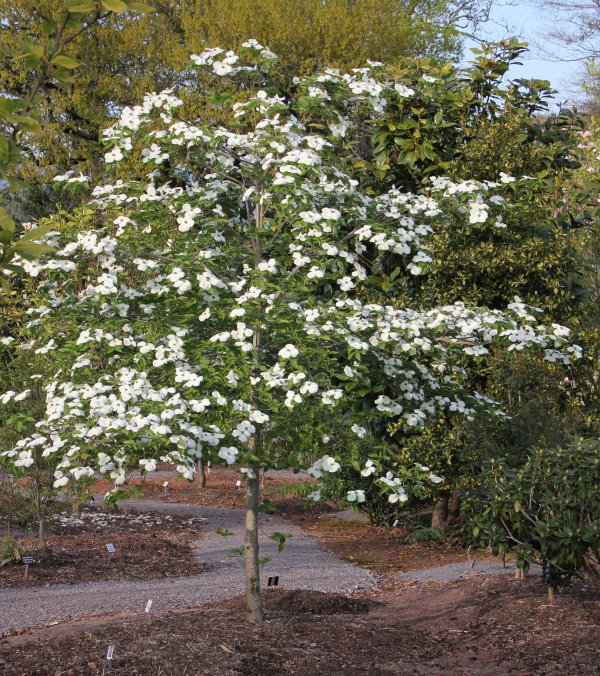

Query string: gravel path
[399,560,542,584]
[0,498,375,634]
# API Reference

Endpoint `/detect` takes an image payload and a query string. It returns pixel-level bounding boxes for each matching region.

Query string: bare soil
[0,508,207,588]
[293,516,496,573]
[0,576,598,675]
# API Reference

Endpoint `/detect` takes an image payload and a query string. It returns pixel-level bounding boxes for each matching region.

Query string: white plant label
[162,481,169,488]
[106,645,115,661]
[145,599,153,613]
[106,543,115,554]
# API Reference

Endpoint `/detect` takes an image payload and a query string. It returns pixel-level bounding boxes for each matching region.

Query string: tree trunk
[547,585,554,601]
[71,499,82,518]
[447,489,461,523]
[34,476,46,548]
[38,511,47,548]
[244,462,264,622]
[431,495,448,529]
[197,459,207,489]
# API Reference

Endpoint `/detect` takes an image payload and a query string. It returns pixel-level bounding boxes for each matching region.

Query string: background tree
[0,0,152,292]
[0,0,489,196]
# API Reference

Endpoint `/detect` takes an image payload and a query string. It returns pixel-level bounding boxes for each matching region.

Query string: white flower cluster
[2,42,580,511]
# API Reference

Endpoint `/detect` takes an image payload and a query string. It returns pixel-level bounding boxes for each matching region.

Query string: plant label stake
[162,481,169,489]
[267,576,279,588]
[145,599,153,613]
[106,543,115,556]
[22,555,33,579]
[106,644,115,669]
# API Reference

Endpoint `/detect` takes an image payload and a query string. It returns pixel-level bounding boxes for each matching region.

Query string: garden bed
[0,508,207,589]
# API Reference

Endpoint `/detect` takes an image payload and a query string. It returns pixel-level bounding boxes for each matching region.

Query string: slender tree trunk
[71,498,82,518]
[447,489,461,523]
[244,213,266,621]
[244,461,264,621]
[33,475,46,548]
[197,459,207,489]
[38,511,47,547]
[431,495,448,529]
[547,585,554,601]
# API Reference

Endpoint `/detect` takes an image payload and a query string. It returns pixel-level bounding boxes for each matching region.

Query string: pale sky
[464,2,584,105]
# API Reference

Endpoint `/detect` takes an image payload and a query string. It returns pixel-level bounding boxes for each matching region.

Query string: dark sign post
[267,575,279,588]
[22,555,34,579]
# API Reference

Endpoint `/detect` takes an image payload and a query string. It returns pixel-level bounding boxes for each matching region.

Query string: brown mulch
[295,517,496,573]
[93,467,324,513]
[1,577,598,675]
[0,509,207,589]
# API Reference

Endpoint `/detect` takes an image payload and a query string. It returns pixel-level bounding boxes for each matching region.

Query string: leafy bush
[465,438,600,590]
[0,535,25,566]
[0,478,40,531]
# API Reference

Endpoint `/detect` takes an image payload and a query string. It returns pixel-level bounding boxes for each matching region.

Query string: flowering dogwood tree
[1,42,581,620]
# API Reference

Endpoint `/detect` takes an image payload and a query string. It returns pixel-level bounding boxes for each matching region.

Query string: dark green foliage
[0,182,83,223]
[365,39,582,189]
[465,438,600,589]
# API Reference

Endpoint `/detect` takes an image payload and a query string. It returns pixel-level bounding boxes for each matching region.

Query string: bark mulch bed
[296,517,496,573]
[0,576,598,675]
[0,508,207,589]
[93,468,334,521]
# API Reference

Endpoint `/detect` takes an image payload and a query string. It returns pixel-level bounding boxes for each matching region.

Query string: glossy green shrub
[466,438,600,589]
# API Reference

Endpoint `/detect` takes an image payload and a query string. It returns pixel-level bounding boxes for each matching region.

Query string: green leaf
[269,531,293,553]
[15,116,42,133]
[7,176,25,192]
[65,1,95,12]
[0,208,15,233]
[215,528,234,537]
[101,0,129,12]
[258,499,278,514]
[11,241,54,260]
[53,72,75,85]
[41,20,56,36]
[51,54,81,69]
[20,223,57,241]
[128,2,155,11]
